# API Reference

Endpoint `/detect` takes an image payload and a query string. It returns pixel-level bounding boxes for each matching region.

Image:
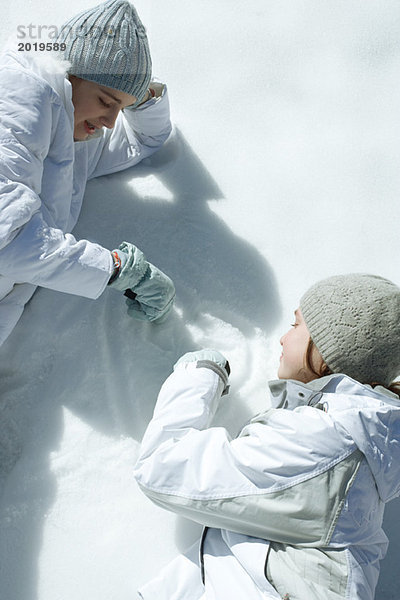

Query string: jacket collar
[267,373,399,410]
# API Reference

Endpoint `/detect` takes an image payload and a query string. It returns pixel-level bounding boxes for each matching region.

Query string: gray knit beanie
[300,273,400,386]
[57,0,152,106]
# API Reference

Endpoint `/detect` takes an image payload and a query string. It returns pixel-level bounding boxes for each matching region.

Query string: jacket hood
[268,374,400,503]
[1,46,74,132]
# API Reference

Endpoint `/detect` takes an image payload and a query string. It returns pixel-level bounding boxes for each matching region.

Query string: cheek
[284,332,307,366]
[72,98,83,121]
[73,94,96,120]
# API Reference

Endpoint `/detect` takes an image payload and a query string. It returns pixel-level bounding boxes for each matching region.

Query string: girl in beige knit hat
[134,272,400,600]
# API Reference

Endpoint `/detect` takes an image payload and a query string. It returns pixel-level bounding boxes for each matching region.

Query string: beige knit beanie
[300,273,400,386]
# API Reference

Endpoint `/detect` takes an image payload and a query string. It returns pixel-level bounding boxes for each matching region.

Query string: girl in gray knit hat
[0,0,174,347]
[134,272,400,600]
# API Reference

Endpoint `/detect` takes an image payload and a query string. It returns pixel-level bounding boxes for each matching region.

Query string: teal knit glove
[109,242,175,322]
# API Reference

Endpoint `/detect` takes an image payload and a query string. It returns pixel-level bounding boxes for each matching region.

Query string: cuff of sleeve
[196,360,230,396]
[131,82,167,111]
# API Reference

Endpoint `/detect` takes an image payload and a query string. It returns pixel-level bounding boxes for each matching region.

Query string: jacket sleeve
[0,66,113,298]
[87,84,172,180]
[133,362,361,545]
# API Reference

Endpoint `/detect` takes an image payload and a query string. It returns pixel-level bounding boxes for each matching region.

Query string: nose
[280,330,288,346]
[101,106,120,129]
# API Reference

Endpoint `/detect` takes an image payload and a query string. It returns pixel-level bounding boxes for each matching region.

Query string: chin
[277,360,287,379]
[277,366,297,381]
[74,132,88,141]
[73,123,88,141]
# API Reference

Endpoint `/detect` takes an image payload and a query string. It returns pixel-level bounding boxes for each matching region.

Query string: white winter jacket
[134,360,400,599]
[0,48,171,345]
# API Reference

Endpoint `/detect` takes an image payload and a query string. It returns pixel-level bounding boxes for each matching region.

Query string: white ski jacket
[134,360,400,599]
[0,47,171,345]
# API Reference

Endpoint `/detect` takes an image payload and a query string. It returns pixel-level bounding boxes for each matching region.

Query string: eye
[290,322,298,328]
[99,97,111,108]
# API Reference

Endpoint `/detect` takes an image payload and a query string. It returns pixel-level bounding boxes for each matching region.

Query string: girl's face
[69,75,138,141]
[278,308,323,383]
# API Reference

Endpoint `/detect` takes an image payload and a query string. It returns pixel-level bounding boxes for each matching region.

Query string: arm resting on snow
[125,82,171,147]
[0,64,114,298]
[87,83,172,180]
[0,201,112,298]
[133,363,360,545]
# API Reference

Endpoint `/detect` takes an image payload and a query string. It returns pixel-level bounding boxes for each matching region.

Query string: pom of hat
[300,273,400,386]
[57,0,152,104]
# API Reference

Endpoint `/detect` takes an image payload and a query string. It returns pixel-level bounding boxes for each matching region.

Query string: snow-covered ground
[1,1,400,598]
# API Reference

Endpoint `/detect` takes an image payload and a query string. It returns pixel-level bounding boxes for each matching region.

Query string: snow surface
[1,1,400,599]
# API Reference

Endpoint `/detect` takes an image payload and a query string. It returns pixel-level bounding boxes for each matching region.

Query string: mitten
[109,242,175,322]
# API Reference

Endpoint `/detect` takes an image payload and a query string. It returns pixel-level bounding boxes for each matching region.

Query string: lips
[84,120,98,135]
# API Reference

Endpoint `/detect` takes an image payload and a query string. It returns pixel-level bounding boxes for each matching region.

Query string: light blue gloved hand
[109,242,175,323]
[174,349,231,395]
